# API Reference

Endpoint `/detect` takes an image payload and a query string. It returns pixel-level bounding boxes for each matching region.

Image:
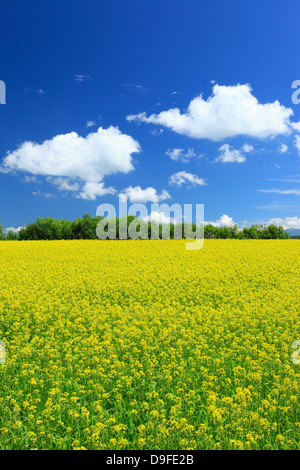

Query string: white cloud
[33,190,56,198]
[23,175,39,183]
[266,216,300,230]
[143,211,178,224]
[1,126,140,183]
[268,177,300,183]
[77,182,116,200]
[169,171,207,187]
[291,121,300,132]
[86,120,96,128]
[295,135,300,154]
[127,83,294,141]
[205,214,236,227]
[0,166,10,174]
[242,144,254,153]
[119,186,171,204]
[256,202,295,210]
[122,84,150,93]
[278,143,288,154]
[166,148,202,163]
[4,226,24,233]
[47,177,80,192]
[216,144,246,163]
[74,74,93,83]
[37,89,46,95]
[259,188,300,196]
[1,126,141,201]
[149,129,163,136]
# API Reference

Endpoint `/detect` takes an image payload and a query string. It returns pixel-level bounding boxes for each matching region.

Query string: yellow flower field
[0,240,299,450]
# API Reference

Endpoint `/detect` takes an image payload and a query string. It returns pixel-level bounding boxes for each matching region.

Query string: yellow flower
[0,239,298,450]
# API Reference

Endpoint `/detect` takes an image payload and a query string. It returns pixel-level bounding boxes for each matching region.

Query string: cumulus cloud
[1,126,140,182]
[33,190,56,198]
[77,182,116,200]
[216,144,246,163]
[291,121,300,132]
[4,226,24,233]
[46,177,80,193]
[278,143,288,154]
[143,211,178,224]
[23,175,39,183]
[205,214,236,227]
[149,129,163,136]
[1,126,141,200]
[166,148,202,163]
[242,144,254,153]
[204,214,300,230]
[86,120,96,128]
[169,171,207,187]
[266,216,300,230]
[119,186,171,204]
[127,83,294,141]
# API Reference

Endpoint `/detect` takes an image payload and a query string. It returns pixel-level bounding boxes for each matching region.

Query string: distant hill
[286,228,300,238]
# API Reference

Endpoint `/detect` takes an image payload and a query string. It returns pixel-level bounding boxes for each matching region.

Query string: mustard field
[0,240,299,450]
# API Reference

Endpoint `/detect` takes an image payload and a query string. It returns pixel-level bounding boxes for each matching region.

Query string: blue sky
[0,0,300,231]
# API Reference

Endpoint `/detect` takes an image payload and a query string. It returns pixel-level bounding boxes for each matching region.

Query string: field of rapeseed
[0,240,299,450]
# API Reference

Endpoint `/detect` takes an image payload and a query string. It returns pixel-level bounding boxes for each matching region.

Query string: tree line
[0,214,290,240]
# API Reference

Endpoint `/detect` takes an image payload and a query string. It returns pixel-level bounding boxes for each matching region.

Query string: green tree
[71,213,100,239]
[204,224,217,239]
[0,223,5,240]
[11,216,292,241]
[6,231,19,240]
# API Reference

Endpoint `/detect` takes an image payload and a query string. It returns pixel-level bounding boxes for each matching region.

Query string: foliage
[5,231,20,240]
[204,223,289,240]
[0,216,290,240]
[0,223,4,240]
